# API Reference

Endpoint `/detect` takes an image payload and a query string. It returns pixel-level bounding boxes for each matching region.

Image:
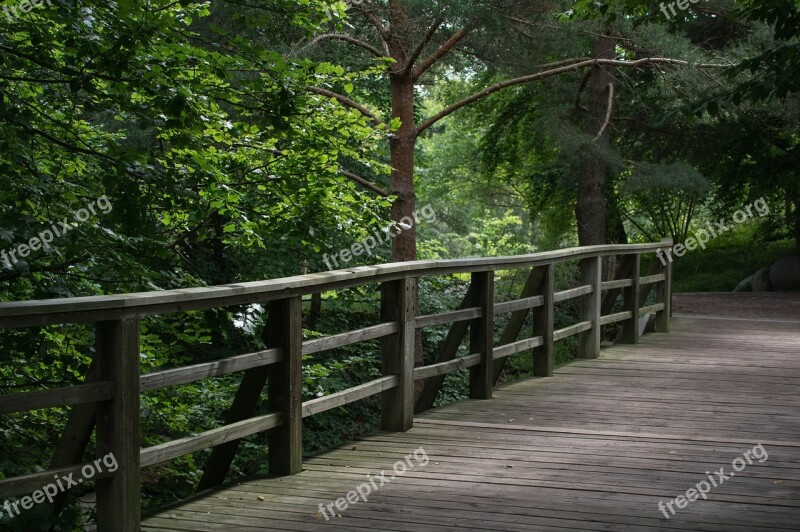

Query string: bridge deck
[143,316,800,531]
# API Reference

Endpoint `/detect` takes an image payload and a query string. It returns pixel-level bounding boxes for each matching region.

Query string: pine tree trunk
[576,33,616,247]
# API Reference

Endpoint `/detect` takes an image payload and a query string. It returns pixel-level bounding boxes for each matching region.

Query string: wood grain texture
[143,316,800,532]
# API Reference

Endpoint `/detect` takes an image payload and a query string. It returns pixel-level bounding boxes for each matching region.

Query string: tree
[301,0,726,260]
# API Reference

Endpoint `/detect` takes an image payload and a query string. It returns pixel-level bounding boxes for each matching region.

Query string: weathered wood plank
[600,311,633,326]
[301,376,399,418]
[0,381,113,414]
[620,254,641,344]
[553,284,593,303]
[415,308,481,329]
[492,296,544,315]
[140,413,283,468]
[302,322,400,355]
[142,315,800,532]
[140,348,283,392]
[0,462,114,499]
[96,318,141,532]
[267,296,303,476]
[578,256,601,359]
[493,337,544,360]
[532,264,555,377]
[413,354,482,380]
[554,321,593,342]
[469,271,494,400]
[380,278,416,432]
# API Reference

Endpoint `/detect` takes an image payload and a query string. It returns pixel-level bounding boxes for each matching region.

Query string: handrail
[0,241,667,328]
[0,240,673,531]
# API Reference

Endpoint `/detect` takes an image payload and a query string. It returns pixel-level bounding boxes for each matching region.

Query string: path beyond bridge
[144,314,800,531]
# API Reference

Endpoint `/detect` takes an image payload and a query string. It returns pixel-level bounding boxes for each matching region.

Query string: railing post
[469,271,494,399]
[578,255,602,359]
[96,319,141,532]
[268,296,303,476]
[380,277,416,432]
[533,264,555,377]
[655,252,673,333]
[620,254,641,344]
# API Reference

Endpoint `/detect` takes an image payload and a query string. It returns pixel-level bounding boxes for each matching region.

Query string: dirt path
[673,292,800,321]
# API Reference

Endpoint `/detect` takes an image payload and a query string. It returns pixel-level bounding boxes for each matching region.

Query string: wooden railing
[0,240,673,531]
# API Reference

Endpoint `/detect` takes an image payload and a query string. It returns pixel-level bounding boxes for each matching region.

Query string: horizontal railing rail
[0,239,673,531]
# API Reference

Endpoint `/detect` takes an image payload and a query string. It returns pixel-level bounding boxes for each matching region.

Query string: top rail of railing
[0,241,669,328]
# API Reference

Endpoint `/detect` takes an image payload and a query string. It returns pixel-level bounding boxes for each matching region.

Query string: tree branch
[340,170,390,197]
[413,25,475,81]
[354,4,389,42]
[402,18,444,76]
[592,83,615,143]
[307,86,386,127]
[416,56,729,134]
[575,69,591,111]
[304,33,384,58]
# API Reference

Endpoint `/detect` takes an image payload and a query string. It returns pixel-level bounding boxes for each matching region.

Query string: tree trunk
[389,75,417,262]
[576,33,616,247]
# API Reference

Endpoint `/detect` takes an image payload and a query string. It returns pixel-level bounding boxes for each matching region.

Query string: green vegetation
[1,0,798,528]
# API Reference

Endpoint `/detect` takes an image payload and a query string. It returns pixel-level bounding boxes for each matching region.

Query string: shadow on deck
[143,315,800,531]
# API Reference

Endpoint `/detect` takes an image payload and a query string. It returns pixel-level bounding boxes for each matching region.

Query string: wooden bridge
[2,241,799,530]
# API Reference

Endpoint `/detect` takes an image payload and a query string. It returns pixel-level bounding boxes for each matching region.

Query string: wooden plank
[301,376,399,418]
[469,271,494,400]
[414,285,473,414]
[0,462,114,499]
[578,256,601,359]
[96,318,141,532]
[493,296,544,315]
[415,307,481,329]
[533,263,555,377]
[601,278,633,290]
[140,348,283,392]
[301,322,399,355]
[494,337,544,360]
[639,273,665,285]
[553,284,593,303]
[600,311,633,326]
[0,381,113,414]
[140,413,283,468]
[142,315,800,532]
[492,267,547,383]
[380,278,416,432]
[267,296,303,476]
[655,253,673,332]
[413,354,482,380]
[640,303,664,315]
[620,254,641,344]
[554,321,593,342]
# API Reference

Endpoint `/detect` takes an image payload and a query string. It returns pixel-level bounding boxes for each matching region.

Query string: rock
[750,268,773,292]
[770,255,800,292]
[734,274,754,292]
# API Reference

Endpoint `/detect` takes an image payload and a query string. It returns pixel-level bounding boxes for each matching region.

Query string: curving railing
[0,240,673,531]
